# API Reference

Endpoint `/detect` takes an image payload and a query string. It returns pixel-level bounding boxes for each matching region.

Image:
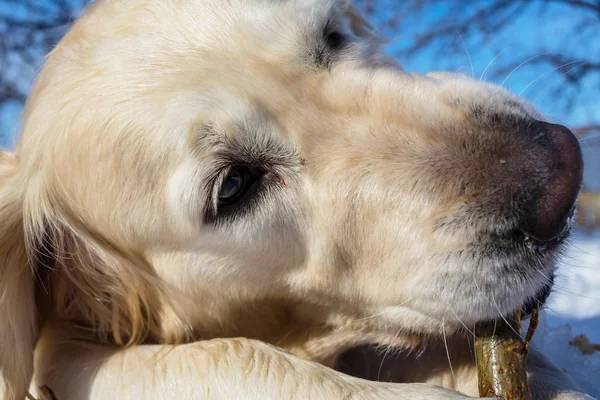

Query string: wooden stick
[475,309,538,400]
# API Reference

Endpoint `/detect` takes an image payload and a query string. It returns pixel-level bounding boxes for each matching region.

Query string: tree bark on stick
[475,307,539,400]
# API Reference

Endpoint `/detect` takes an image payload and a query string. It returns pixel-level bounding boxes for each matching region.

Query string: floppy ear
[0,145,193,399]
[0,149,37,400]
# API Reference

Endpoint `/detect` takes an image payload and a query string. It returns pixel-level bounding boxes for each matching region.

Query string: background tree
[356,0,600,131]
[0,0,87,144]
[0,0,86,102]
[1,0,599,223]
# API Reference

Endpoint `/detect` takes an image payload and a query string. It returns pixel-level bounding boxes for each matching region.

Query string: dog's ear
[0,149,38,400]
[0,141,194,398]
[340,0,375,38]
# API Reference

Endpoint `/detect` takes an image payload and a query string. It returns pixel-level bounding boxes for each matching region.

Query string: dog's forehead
[93,0,334,39]
[42,0,347,137]
[73,0,344,98]
[66,0,338,74]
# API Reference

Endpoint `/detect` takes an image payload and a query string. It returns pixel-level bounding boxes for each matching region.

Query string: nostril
[519,207,573,245]
[519,122,583,242]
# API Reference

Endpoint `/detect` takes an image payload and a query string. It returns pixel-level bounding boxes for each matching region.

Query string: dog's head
[0,0,582,397]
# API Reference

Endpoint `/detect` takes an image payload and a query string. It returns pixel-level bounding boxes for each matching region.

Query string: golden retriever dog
[0,0,593,399]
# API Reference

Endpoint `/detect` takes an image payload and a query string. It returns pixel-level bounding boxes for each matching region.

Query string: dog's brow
[196,115,298,170]
[219,129,298,169]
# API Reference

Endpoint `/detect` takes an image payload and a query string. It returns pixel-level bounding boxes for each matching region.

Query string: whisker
[532,61,589,103]
[473,277,520,335]
[552,287,600,301]
[490,292,523,338]
[455,26,474,78]
[377,328,402,381]
[567,242,592,256]
[502,53,550,86]
[470,277,527,344]
[480,48,509,81]
[448,305,476,337]
[518,60,583,96]
[529,267,600,302]
[558,260,592,269]
[356,298,413,321]
[442,319,457,387]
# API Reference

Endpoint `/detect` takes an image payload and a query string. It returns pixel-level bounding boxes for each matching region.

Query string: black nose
[518,122,583,242]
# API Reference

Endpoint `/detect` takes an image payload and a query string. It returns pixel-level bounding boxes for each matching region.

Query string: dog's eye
[218,166,260,206]
[324,29,345,50]
[323,18,346,52]
[315,22,347,67]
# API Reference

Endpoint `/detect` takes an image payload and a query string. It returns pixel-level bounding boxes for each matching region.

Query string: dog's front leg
[33,338,486,400]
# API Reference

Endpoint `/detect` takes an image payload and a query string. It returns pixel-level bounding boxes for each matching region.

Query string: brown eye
[218,166,260,206]
[219,169,244,201]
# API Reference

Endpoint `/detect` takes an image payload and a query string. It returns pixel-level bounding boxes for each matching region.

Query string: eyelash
[204,165,277,224]
[316,19,347,67]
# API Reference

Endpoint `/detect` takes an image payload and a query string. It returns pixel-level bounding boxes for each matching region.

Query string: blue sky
[374,1,600,128]
[1,0,599,148]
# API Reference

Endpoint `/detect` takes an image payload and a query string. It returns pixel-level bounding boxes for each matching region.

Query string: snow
[532,230,600,397]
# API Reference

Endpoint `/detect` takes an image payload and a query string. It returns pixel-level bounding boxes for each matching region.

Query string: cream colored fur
[0,0,594,399]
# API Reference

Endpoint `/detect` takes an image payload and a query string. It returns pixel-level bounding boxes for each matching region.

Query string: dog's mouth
[335,281,556,384]
[333,231,560,383]
[496,218,567,317]
[520,277,554,317]
[479,201,576,251]
[481,216,565,320]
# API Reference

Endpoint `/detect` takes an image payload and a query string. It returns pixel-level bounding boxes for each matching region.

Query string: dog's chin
[412,226,565,330]
[497,223,568,317]
[471,221,569,321]
[335,228,563,384]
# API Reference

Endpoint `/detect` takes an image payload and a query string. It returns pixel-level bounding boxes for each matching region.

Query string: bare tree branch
[547,0,600,16]
[574,124,600,137]
[0,0,88,105]
[355,0,600,116]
